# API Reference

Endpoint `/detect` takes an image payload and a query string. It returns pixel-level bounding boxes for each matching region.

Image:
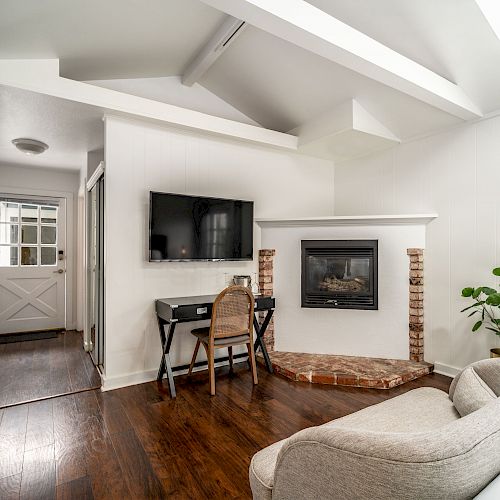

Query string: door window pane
[0,224,18,244]
[41,225,56,244]
[21,225,38,244]
[41,247,57,266]
[40,206,57,223]
[21,204,38,223]
[0,202,19,223]
[0,246,18,266]
[21,247,37,266]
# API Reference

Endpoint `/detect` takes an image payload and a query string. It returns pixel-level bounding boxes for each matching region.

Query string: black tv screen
[149,192,254,261]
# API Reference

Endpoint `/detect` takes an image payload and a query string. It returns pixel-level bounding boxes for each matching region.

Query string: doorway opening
[0,194,100,407]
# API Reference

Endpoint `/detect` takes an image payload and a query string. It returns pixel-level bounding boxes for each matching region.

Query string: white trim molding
[434,362,461,378]
[255,214,438,228]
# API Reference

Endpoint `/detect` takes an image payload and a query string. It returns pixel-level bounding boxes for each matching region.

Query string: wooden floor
[0,331,101,408]
[0,362,451,500]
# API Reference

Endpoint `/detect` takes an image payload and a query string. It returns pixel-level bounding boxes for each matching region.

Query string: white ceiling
[199,25,462,137]
[1,0,500,168]
[305,0,500,115]
[0,0,225,80]
[0,85,104,170]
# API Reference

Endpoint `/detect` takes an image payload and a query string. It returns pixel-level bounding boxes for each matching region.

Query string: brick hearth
[256,246,432,389]
[258,351,434,389]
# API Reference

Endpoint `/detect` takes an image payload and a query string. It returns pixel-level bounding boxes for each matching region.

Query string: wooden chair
[188,285,258,395]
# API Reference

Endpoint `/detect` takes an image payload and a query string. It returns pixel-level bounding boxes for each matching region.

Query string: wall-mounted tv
[149,192,254,261]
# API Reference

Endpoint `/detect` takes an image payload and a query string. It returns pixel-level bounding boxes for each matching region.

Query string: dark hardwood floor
[0,331,101,408]
[0,362,451,499]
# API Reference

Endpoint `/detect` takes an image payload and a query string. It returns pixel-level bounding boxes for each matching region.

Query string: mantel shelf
[255,214,438,228]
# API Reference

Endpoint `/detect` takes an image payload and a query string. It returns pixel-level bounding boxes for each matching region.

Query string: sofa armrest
[272,400,500,500]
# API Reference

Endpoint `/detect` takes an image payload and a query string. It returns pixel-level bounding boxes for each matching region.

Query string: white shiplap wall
[334,116,500,373]
[103,116,335,389]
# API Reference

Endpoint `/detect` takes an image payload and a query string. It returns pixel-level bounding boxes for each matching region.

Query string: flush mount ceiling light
[11,138,49,155]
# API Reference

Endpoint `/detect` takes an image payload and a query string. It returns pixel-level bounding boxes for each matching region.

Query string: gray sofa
[249,358,500,500]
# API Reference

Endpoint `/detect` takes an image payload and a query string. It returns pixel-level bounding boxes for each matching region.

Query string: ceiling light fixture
[11,138,49,155]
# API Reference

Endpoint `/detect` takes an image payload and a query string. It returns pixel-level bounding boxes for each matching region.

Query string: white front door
[0,198,66,334]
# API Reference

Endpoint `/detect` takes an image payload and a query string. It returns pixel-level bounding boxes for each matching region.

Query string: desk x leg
[156,316,177,398]
[253,309,274,373]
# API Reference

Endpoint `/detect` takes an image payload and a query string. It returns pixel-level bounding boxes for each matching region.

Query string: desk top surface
[156,294,272,307]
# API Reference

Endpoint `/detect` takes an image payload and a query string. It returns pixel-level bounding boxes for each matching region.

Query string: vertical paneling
[335,116,500,369]
[103,116,335,381]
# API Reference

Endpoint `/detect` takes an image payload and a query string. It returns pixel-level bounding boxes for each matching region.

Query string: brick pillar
[258,249,275,352]
[408,248,424,362]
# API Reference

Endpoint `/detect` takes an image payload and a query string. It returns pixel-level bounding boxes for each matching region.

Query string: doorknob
[53,269,65,274]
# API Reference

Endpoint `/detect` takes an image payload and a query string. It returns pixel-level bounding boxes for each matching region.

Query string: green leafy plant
[461,267,500,336]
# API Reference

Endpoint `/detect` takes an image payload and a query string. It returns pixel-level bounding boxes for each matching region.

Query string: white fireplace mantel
[255,214,438,228]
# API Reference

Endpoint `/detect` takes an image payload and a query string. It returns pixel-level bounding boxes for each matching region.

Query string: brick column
[258,249,275,352]
[408,248,424,362]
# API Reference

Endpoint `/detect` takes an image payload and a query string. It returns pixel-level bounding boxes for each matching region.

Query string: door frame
[85,162,105,366]
[0,186,75,330]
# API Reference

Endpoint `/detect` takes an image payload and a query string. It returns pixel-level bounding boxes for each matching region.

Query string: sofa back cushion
[452,366,497,417]
[449,358,500,401]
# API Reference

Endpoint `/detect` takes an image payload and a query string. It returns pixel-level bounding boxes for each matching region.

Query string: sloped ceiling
[0,0,225,80]
[198,25,462,138]
[1,0,500,167]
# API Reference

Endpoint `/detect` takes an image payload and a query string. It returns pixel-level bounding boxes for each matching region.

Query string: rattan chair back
[209,285,255,341]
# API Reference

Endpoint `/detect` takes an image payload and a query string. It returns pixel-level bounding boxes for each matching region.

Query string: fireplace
[301,240,378,310]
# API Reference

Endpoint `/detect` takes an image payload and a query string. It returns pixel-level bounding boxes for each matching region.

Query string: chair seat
[191,327,250,346]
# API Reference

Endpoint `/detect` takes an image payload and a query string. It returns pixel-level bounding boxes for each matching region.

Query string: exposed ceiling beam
[200,0,482,120]
[0,59,298,151]
[476,0,500,40]
[182,16,247,86]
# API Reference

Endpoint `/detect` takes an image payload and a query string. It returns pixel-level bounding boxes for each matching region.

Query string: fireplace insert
[301,240,378,310]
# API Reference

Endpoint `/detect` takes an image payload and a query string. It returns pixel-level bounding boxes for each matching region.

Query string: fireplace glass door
[301,240,378,309]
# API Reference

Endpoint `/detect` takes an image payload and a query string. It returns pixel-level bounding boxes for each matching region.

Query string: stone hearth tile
[310,371,336,384]
[258,351,433,389]
[334,373,359,386]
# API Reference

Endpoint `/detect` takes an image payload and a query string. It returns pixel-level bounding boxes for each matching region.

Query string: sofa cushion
[249,440,285,500]
[452,366,497,417]
[325,387,460,433]
[249,388,459,499]
[449,358,500,400]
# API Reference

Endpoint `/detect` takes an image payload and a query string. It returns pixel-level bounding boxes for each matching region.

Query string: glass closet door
[88,174,104,367]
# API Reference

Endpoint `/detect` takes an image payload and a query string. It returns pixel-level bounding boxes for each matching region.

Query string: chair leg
[247,342,258,385]
[188,339,201,375]
[207,345,216,396]
[228,346,233,372]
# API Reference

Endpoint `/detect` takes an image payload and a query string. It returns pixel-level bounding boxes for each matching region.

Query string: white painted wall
[0,163,80,330]
[103,116,334,389]
[261,224,425,359]
[334,116,500,374]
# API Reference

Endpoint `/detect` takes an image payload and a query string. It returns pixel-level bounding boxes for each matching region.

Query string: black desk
[155,294,275,397]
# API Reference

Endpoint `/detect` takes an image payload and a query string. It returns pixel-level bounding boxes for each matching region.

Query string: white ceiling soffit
[0,59,297,151]
[291,99,400,161]
[476,0,500,40]
[182,16,247,86]
[200,0,483,121]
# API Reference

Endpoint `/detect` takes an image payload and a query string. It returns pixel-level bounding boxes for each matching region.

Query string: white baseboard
[433,362,461,378]
[100,357,247,392]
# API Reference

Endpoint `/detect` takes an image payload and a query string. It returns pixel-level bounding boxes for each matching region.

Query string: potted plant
[461,267,500,358]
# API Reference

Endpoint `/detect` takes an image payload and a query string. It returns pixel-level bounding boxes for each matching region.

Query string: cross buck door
[0,198,66,334]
